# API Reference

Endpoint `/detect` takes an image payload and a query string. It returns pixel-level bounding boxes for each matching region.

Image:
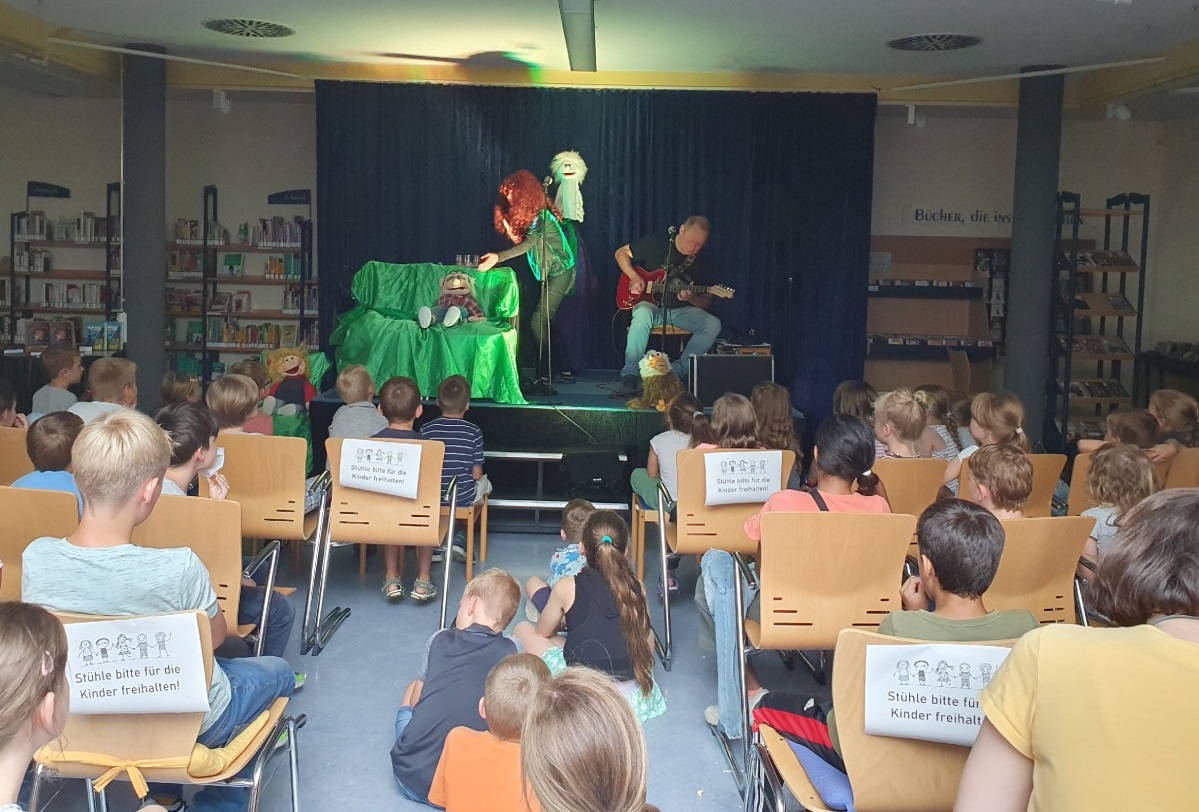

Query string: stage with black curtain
[313,82,875,467]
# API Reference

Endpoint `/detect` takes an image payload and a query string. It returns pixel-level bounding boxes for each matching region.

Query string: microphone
[668,226,677,236]
[543,176,552,189]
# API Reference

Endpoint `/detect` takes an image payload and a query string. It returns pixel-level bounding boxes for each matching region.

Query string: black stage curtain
[315,82,875,424]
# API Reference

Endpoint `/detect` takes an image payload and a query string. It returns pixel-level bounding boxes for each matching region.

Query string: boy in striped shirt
[421,375,491,562]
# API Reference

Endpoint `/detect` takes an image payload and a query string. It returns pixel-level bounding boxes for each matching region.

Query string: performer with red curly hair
[478,170,578,392]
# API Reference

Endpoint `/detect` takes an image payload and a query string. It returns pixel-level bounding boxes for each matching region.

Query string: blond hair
[72,409,171,510]
[968,444,1032,512]
[1088,443,1156,513]
[875,388,927,444]
[522,668,657,812]
[484,653,551,741]
[464,568,521,629]
[914,384,959,438]
[160,371,200,406]
[0,602,68,751]
[335,364,375,405]
[1149,389,1199,447]
[205,374,260,430]
[970,392,1031,452]
[86,357,136,404]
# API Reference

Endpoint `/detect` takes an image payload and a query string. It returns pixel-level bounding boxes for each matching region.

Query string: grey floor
[36,526,826,812]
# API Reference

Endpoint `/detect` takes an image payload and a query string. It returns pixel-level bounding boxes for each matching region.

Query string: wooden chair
[985,516,1093,624]
[652,323,690,355]
[1066,451,1094,517]
[441,491,489,581]
[722,512,916,782]
[31,611,301,812]
[323,438,453,629]
[1164,447,1199,489]
[959,452,1065,518]
[132,495,283,654]
[200,433,321,569]
[630,494,659,581]
[873,457,948,518]
[0,486,79,600]
[654,448,796,669]
[0,426,34,485]
[748,629,1013,812]
[947,348,971,394]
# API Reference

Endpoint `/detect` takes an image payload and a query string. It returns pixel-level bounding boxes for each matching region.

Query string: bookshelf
[865,237,1009,392]
[1045,192,1149,449]
[5,181,122,354]
[165,186,316,382]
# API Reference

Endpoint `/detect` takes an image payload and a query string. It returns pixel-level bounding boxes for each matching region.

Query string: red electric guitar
[615,266,735,310]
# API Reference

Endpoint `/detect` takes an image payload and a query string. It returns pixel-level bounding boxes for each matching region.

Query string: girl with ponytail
[514,511,666,723]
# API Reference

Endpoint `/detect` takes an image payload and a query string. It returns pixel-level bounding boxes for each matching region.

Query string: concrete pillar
[1006,68,1064,445]
[121,45,167,411]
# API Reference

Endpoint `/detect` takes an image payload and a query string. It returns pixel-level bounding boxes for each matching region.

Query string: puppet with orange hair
[477,169,578,389]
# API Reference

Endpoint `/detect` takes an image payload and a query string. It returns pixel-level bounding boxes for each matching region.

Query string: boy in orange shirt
[428,653,550,812]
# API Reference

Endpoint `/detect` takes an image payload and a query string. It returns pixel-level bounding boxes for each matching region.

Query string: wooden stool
[652,324,690,355]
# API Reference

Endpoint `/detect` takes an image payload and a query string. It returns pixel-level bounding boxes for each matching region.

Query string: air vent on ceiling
[886,34,982,52]
[202,19,296,38]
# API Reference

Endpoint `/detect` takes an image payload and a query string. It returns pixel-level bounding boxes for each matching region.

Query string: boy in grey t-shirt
[20,410,294,811]
[328,363,387,440]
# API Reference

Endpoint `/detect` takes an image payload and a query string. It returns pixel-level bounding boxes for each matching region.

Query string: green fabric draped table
[330,261,527,405]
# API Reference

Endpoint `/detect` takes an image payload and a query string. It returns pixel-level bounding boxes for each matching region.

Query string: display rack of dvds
[1046,192,1149,450]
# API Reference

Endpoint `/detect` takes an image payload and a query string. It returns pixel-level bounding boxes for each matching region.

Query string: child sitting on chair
[964,443,1033,520]
[32,347,82,414]
[1079,443,1156,577]
[0,378,28,428]
[420,375,491,563]
[429,653,551,812]
[524,498,595,622]
[21,410,294,812]
[229,359,276,435]
[206,374,265,435]
[873,388,928,460]
[11,411,85,514]
[67,357,136,424]
[759,499,1039,772]
[391,568,522,806]
[373,376,439,602]
[160,370,201,406]
[328,364,386,440]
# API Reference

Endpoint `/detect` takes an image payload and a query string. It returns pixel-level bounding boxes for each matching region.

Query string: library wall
[1152,114,1199,345]
[872,112,1176,342]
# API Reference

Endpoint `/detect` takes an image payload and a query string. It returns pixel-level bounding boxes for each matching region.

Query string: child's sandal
[383,578,405,601]
[410,579,438,602]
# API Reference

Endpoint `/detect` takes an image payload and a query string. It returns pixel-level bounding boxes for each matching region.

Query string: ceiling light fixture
[559,0,596,71]
[1105,102,1132,120]
[886,34,982,52]
[202,19,296,39]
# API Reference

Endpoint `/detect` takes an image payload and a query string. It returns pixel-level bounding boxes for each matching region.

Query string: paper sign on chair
[339,438,424,499]
[63,614,209,715]
[703,449,783,506]
[863,643,1011,746]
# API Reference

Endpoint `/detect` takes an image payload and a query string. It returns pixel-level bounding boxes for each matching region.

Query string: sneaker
[443,307,462,328]
[293,672,307,691]
[451,544,469,563]
[431,545,445,564]
[554,371,575,384]
[525,601,541,623]
[704,689,770,728]
[144,797,186,811]
[418,306,434,329]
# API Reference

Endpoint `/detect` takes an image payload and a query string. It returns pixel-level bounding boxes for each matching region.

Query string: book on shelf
[1067,336,1131,355]
[282,284,318,314]
[1064,380,1129,399]
[185,320,205,346]
[221,253,245,277]
[263,254,302,279]
[14,247,52,273]
[26,282,110,310]
[280,324,298,347]
[13,210,48,240]
[173,218,228,244]
[1060,249,1138,270]
[251,215,305,249]
[84,320,122,352]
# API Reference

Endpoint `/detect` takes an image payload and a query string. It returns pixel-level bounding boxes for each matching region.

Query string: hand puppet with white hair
[550,150,588,223]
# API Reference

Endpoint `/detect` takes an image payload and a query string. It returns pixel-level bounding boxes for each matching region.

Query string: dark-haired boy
[420,375,490,563]
[756,499,1039,770]
[372,376,439,602]
[32,347,82,414]
[12,410,84,513]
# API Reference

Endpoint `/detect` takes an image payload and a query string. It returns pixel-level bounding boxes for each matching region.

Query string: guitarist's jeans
[622,301,722,378]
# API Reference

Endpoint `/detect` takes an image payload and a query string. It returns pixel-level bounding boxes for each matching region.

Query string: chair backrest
[1164,447,1199,489]
[131,495,244,623]
[754,512,917,650]
[873,458,948,519]
[670,448,796,556]
[201,433,309,541]
[0,426,34,485]
[0,485,80,600]
[325,437,447,546]
[48,611,211,768]
[947,349,971,394]
[1066,451,1093,516]
[960,452,1065,518]
[985,516,1092,624]
[832,629,1014,812]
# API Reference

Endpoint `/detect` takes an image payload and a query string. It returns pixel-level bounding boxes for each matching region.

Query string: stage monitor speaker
[689,354,775,407]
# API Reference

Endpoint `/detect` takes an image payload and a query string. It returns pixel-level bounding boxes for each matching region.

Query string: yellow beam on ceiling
[0,1,116,80]
[1073,36,1199,106]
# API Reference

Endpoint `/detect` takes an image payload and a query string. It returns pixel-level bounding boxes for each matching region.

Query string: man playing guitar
[616,215,722,394]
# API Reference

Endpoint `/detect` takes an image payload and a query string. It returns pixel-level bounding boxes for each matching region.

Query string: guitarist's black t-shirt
[629,229,710,309]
